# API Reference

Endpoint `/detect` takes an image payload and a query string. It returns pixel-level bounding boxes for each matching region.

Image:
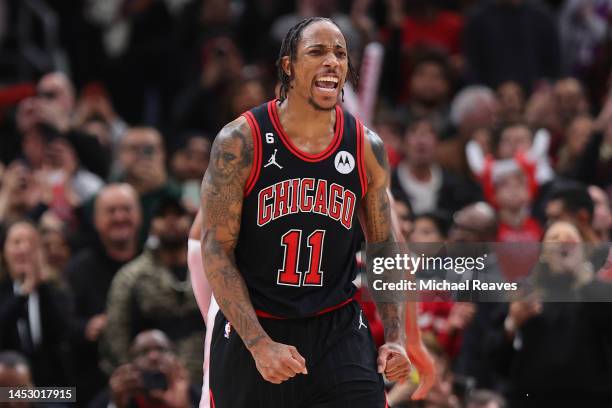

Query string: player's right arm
[200,117,307,384]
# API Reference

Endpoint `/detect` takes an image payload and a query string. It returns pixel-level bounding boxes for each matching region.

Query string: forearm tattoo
[201,119,266,349]
[363,127,404,343]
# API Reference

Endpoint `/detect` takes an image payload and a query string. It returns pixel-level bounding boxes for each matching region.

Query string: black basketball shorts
[209,300,387,408]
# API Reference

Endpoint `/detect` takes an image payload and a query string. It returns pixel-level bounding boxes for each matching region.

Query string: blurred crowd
[0,0,612,407]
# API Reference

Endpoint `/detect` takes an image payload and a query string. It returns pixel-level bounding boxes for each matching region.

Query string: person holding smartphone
[91,330,201,408]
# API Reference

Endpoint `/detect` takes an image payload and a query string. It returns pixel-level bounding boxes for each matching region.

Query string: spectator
[439,86,499,178]
[554,77,590,131]
[448,203,510,392]
[101,197,203,383]
[544,182,599,243]
[71,82,128,154]
[556,114,593,176]
[169,133,212,213]
[381,0,463,105]
[112,127,182,245]
[171,36,247,136]
[464,0,560,91]
[0,220,73,386]
[0,160,44,224]
[15,97,46,170]
[169,134,211,184]
[411,209,472,362]
[372,110,405,168]
[410,211,451,244]
[494,169,542,243]
[391,197,413,242]
[588,185,611,242]
[90,329,201,408]
[392,116,481,215]
[496,81,525,126]
[498,221,612,408]
[468,122,555,209]
[0,351,35,408]
[0,351,32,387]
[38,211,71,284]
[172,0,240,83]
[397,48,454,138]
[574,109,612,189]
[394,0,464,57]
[34,72,111,179]
[9,77,108,227]
[525,78,590,161]
[64,183,141,405]
[36,71,75,124]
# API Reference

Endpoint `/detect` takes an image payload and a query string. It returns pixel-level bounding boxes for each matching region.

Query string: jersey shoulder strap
[240,103,271,196]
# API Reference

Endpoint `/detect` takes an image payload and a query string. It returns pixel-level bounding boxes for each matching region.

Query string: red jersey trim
[356,119,368,198]
[209,390,216,408]
[255,297,354,319]
[267,100,344,163]
[241,111,262,196]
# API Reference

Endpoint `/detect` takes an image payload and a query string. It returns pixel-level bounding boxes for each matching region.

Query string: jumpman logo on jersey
[358,310,368,330]
[264,149,283,169]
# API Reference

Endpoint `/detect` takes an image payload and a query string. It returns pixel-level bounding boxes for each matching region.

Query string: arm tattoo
[363,127,404,344]
[362,128,391,244]
[378,303,404,343]
[368,128,390,170]
[201,119,267,349]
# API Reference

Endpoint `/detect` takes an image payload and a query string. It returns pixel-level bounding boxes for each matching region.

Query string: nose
[146,349,162,366]
[17,239,33,253]
[323,51,339,68]
[111,207,132,220]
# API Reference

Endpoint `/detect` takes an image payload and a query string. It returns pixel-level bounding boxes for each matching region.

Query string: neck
[278,95,336,136]
[407,162,432,181]
[498,206,527,228]
[104,240,137,262]
[157,247,188,268]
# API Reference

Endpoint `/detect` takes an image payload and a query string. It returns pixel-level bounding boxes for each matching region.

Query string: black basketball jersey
[234,100,368,319]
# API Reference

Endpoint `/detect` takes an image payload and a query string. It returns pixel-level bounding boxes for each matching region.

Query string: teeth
[318,76,338,83]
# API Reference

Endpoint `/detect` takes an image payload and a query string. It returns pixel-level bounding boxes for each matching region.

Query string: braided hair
[276,17,358,102]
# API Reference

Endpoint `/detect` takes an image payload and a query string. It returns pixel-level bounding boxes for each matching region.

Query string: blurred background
[0,0,611,407]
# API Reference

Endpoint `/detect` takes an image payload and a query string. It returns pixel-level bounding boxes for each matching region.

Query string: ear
[281,56,291,77]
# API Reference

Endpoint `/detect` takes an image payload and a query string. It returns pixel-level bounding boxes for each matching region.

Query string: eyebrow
[305,43,346,50]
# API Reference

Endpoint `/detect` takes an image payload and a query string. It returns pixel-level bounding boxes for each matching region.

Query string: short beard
[108,239,131,251]
[308,97,335,112]
[159,235,188,251]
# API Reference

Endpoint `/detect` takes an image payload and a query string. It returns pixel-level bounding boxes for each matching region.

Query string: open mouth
[314,76,339,93]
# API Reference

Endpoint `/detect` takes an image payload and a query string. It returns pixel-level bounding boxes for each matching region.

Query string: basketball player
[200,17,433,407]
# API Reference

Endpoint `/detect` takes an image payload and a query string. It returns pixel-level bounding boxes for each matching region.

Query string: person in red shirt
[381,1,462,107]
[386,0,463,57]
[494,169,542,243]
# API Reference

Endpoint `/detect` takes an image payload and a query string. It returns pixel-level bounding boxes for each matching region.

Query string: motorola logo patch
[334,151,355,174]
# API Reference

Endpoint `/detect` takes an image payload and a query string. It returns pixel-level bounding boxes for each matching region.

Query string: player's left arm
[359,126,409,382]
[360,127,435,394]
